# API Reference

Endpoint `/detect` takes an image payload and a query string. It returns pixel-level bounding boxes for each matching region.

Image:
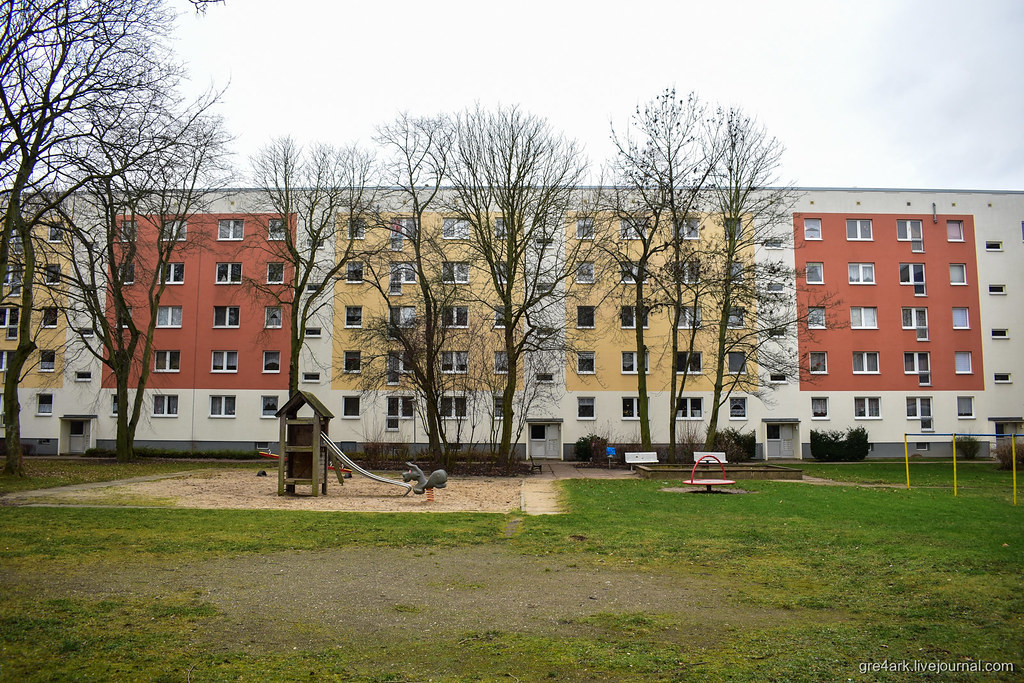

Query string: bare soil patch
[11,468,522,513]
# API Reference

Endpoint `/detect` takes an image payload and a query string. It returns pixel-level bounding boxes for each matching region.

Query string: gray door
[68,420,89,454]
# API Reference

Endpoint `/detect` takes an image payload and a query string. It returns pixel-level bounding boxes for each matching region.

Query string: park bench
[625,451,659,469]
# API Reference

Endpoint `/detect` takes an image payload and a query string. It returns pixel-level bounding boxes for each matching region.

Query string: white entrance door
[766,424,795,459]
[529,424,548,458]
[69,420,90,454]
[545,424,561,461]
[780,424,795,458]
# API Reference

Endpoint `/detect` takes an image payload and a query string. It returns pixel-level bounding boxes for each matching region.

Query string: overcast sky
[171,0,1024,190]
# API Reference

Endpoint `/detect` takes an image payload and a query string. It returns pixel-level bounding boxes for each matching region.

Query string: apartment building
[7,188,1022,459]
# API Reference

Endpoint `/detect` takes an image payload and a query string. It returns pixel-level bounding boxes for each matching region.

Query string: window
[302,371,321,383]
[214,306,240,328]
[441,261,469,284]
[846,219,872,240]
[899,263,926,295]
[39,350,55,372]
[267,263,284,284]
[727,352,746,374]
[954,351,972,374]
[384,396,415,430]
[261,395,279,418]
[492,307,507,329]
[811,397,829,419]
[75,370,91,382]
[389,306,416,329]
[725,218,743,240]
[729,397,747,419]
[390,218,416,251]
[620,306,648,329]
[43,264,60,284]
[729,261,745,283]
[676,218,699,240]
[344,350,361,374]
[766,281,784,293]
[803,218,822,240]
[386,352,411,384]
[852,351,879,374]
[992,329,1008,339]
[211,350,238,373]
[305,327,322,338]
[346,262,364,283]
[160,219,186,241]
[675,397,703,419]
[1,307,18,338]
[678,306,701,329]
[576,262,594,284]
[345,218,366,240]
[577,397,596,420]
[906,397,933,431]
[807,307,825,329]
[675,351,702,374]
[622,397,643,420]
[576,351,595,374]
[621,351,648,374]
[41,307,57,328]
[850,307,878,329]
[727,308,745,329]
[162,262,184,284]
[949,264,967,285]
[210,395,236,417]
[897,219,924,251]
[156,306,182,328]
[263,351,280,373]
[45,225,62,242]
[770,373,788,383]
[216,263,242,284]
[268,219,286,241]
[576,218,594,239]
[330,395,357,418]
[153,394,178,416]
[848,263,875,284]
[440,395,467,419]
[946,220,964,242]
[345,306,362,328]
[436,305,466,329]
[36,394,53,415]
[116,263,135,285]
[3,267,23,295]
[809,351,827,374]
[994,372,1012,383]
[988,284,1006,295]
[536,371,555,383]
[619,218,645,240]
[493,351,508,374]
[442,218,469,239]
[218,219,244,240]
[854,397,881,419]
[952,307,970,329]
[495,263,508,285]
[805,262,823,284]
[0,350,11,370]
[154,350,180,372]
[389,262,416,294]
[576,306,595,329]
[493,218,506,239]
[619,262,645,284]
[441,351,468,374]
[985,241,1002,252]
[765,238,784,249]
[901,307,928,340]
[904,352,931,385]
[956,396,974,419]
[264,306,282,329]
[678,261,699,284]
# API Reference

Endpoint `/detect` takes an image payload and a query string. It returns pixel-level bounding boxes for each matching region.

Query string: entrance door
[68,420,90,454]
[765,424,795,459]
[545,424,560,461]
[529,424,548,458]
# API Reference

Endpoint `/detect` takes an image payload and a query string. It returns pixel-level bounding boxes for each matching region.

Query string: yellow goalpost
[903,432,1017,504]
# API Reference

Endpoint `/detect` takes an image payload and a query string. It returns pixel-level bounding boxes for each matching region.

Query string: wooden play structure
[276,391,335,496]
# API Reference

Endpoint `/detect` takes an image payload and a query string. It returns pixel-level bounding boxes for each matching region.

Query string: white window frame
[36,393,53,415]
[340,396,360,418]
[493,351,509,374]
[949,263,967,286]
[154,350,180,373]
[267,218,286,241]
[156,306,182,328]
[443,306,468,329]
[576,218,594,239]
[809,351,828,374]
[678,306,701,329]
[441,350,468,374]
[346,262,364,283]
[811,397,830,419]
[211,350,239,373]
[956,396,974,419]
[904,352,931,386]
[846,219,873,241]
[344,350,361,374]
[621,351,649,375]
[442,218,469,240]
[677,218,700,241]
[729,397,747,420]
[577,397,596,420]
[215,262,242,284]
[954,351,973,374]
[576,262,595,284]
[897,219,924,251]
[621,397,643,420]
[850,307,878,329]
[619,218,645,241]
[153,394,178,417]
[852,351,880,374]
[162,262,184,285]
[676,351,702,375]
[848,263,875,284]
[261,395,279,418]
[217,219,244,241]
[675,397,703,420]
[946,220,964,242]
[160,220,186,242]
[727,352,746,375]
[345,306,362,329]
[620,306,649,329]
[439,395,467,419]
[39,350,56,372]
[854,396,881,419]
[576,351,595,374]
[803,218,822,240]
[264,306,283,329]
[263,350,281,374]
[210,395,236,418]
[901,307,929,340]
[906,396,933,431]
[267,262,284,284]
[441,261,470,284]
[805,262,823,284]
[899,263,926,295]
[619,262,646,284]
[807,307,825,329]
[952,307,970,330]
[213,306,240,328]
[576,306,595,329]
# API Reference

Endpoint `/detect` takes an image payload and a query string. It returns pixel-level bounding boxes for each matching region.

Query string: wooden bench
[625,451,659,469]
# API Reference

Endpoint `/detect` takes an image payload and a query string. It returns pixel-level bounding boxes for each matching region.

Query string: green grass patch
[0,459,257,494]
[797,459,1016,491]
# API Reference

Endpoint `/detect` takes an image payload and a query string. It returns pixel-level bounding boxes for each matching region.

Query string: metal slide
[323,439,413,496]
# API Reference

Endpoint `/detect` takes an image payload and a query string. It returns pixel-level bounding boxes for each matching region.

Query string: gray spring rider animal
[403,462,448,495]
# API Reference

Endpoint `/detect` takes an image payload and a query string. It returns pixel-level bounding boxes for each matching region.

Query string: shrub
[954,435,981,460]
[715,428,755,462]
[811,427,868,461]
[82,447,261,460]
[574,434,608,462]
[994,438,1024,471]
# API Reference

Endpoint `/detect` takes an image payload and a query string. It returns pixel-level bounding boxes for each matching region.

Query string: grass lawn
[1,460,1022,681]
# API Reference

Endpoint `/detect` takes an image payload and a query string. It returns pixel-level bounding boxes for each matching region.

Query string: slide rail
[322,439,413,496]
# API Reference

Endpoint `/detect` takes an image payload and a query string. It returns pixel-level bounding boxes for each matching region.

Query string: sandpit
[13,468,524,513]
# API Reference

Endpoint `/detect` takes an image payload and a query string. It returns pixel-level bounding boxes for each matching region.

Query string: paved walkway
[520,461,636,515]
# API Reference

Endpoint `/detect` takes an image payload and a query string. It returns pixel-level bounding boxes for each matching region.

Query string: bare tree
[446,105,589,465]
[250,137,382,392]
[0,0,193,474]
[605,90,716,453]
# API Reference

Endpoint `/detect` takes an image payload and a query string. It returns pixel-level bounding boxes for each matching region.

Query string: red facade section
[794,212,984,391]
[102,213,292,391]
